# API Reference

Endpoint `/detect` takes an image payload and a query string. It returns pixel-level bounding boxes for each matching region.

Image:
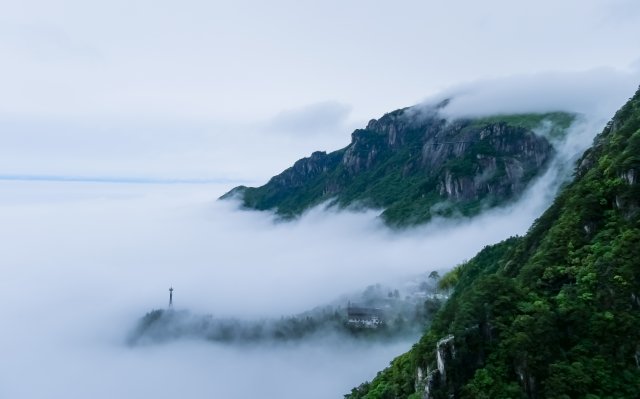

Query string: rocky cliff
[222,104,573,226]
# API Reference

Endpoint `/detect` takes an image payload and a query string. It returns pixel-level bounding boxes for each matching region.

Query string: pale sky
[1,0,639,182]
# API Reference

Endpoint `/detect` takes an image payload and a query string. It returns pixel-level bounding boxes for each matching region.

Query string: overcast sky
[1,0,639,181]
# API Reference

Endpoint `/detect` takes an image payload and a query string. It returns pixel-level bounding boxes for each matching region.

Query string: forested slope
[347,87,640,398]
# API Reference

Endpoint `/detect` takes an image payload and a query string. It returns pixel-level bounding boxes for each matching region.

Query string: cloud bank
[420,67,640,123]
[0,111,612,397]
[0,161,590,398]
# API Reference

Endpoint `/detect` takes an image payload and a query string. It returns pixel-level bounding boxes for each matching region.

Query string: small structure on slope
[347,302,384,328]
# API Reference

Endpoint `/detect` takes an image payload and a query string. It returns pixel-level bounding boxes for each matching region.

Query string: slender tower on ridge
[169,287,174,308]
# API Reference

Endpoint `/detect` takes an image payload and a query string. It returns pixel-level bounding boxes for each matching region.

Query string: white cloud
[419,67,640,123]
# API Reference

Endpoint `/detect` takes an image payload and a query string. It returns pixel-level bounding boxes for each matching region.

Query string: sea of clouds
[1,69,638,398]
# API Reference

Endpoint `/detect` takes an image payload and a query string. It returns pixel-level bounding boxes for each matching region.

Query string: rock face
[416,335,456,399]
[222,104,573,226]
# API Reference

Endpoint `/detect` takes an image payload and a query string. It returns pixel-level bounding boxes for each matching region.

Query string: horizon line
[0,174,251,185]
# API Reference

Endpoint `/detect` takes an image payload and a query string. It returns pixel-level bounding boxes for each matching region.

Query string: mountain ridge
[222,103,575,226]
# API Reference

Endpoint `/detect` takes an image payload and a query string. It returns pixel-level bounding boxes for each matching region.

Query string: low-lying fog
[0,135,585,399]
[0,101,619,398]
[0,117,598,398]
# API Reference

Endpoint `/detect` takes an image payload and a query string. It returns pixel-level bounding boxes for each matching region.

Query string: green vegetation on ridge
[470,112,574,138]
[223,108,575,227]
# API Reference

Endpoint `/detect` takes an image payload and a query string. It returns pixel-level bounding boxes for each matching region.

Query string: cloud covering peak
[421,67,640,122]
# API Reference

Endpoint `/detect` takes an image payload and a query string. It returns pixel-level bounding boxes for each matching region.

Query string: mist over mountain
[346,86,640,398]
[223,102,576,226]
[128,276,444,347]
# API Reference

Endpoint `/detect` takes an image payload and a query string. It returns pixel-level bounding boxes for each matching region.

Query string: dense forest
[346,87,640,398]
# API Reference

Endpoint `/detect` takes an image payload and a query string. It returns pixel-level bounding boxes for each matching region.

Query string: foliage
[225,109,574,227]
[346,87,640,398]
[470,112,574,140]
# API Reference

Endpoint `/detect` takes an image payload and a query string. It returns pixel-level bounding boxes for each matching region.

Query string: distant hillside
[346,87,640,398]
[128,279,444,346]
[222,102,574,226]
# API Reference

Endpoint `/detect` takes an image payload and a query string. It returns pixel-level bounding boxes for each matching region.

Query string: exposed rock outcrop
[222,104,573,226]
[415,334,456,399]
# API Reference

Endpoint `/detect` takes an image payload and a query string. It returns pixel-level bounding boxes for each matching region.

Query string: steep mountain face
[346,87,640,398]
[222,106,574,226]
